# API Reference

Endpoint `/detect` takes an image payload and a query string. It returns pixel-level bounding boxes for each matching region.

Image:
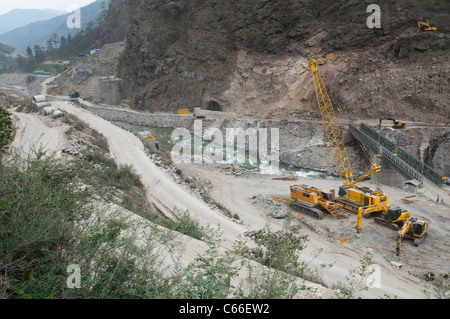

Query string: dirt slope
[178,162,450,299]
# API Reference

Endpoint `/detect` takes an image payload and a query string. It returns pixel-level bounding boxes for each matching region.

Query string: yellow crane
[307,56,389,214]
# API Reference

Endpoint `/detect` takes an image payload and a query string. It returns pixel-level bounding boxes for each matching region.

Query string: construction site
[1,0,449,300]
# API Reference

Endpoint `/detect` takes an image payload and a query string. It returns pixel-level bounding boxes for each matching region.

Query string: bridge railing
[359,124,444,185]
[349,124,424,183]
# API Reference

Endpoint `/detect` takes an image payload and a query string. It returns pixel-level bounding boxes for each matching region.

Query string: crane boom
[308,57,354,186]
[308,56,388,214]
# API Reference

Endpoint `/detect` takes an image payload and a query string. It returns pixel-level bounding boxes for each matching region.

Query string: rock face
[112,0,449,123]
[71,64,94,85]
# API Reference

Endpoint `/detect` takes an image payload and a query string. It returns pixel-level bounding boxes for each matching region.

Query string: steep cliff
[111,0,449,124]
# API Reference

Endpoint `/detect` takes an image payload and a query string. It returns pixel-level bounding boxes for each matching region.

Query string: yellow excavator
[356,204,411,233]
[396,217,428,256]
[308,56,389,214]
[379,118,405,129]
[417,21,437,32]
[145,133,159,149]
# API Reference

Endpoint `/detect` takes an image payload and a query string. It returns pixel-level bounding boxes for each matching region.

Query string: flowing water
[113,121,331,179]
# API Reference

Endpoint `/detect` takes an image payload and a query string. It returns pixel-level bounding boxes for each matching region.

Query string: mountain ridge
[0,8,65,35]
[0,1,107,52]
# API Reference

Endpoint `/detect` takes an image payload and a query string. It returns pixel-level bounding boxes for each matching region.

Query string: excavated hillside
[112,0,449,125]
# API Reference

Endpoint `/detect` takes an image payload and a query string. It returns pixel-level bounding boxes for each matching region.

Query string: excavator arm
[356,203,391,233]
[145,133,159,149]
[396,220,412,256]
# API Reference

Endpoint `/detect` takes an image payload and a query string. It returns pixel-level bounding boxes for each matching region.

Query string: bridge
[349,123,446,186]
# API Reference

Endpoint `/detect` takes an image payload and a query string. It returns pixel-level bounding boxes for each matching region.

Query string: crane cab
[337,186,389,213]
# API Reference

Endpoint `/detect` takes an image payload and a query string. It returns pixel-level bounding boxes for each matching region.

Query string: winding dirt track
[50,100,247,251]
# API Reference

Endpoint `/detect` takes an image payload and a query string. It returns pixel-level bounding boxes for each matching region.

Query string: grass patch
[155,209,206,241]
[91,129,109,153]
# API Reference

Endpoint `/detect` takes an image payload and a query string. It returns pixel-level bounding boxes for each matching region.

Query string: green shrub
[91,129,109,153]
[0,106,13,156]
[156,209,206,241]
[0,153,91,298]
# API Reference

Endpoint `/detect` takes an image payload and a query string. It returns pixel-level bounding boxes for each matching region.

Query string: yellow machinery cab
[290,185,319,207]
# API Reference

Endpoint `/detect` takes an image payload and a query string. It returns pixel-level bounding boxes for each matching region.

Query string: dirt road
[50,100,247,250]
[11,111,68,158]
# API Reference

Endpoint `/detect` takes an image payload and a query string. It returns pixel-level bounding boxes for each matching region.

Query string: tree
[60,36,67,48]
[46,38,54,51]
[0,106,13,157]
[333,251,379,299]
[97,1,109,24]
[26,46,33,59]
[86,21,94,32]
[33,45,44,63]
[51,34,59,49]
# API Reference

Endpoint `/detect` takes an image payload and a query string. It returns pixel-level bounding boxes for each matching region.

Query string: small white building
[404,179,422,193]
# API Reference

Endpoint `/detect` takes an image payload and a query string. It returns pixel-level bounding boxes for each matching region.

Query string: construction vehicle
[308,56,389,214]
[290,185,343,219]
[417,21,437,32]
[396,217,428,256]
[270,185,342,219]
[145,133,159,150]
[356,204,411,233]
[379,118,405,129]
[177,106,194,114]
[68,92,80,99]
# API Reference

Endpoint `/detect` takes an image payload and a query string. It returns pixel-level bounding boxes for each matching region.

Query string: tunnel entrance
[206,100,222,111]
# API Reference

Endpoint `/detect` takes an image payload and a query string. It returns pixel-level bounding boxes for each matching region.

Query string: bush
[0,153,92,298]
[156,209,206,241]
[0,106,13,156]
[91,129,109,153]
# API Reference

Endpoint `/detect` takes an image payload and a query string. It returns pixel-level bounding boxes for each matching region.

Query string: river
[113,121,332,179]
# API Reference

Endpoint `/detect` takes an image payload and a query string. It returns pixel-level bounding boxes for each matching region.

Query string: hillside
[0,0,107,53]
[0,43,23,70]
[0,9,65,35]
[111,0,449,124]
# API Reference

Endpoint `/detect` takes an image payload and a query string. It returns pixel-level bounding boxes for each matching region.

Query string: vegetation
[422,273,450,299]
[234,220,331,298]
[0,106,13,157]
[333,251,379,299]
